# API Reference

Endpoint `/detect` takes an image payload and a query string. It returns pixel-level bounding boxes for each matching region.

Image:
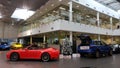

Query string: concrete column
[69,0,73,23]
[30,23,33,44]
[110,17,113,31]
[30,36,32,44]
[110,17,113,44]
[69,31,73,44]
[43,35,46,43]
[97,12,100,41]
[69,0,73,44]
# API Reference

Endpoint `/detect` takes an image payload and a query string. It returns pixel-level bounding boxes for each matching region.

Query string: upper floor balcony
[18,19,114,37]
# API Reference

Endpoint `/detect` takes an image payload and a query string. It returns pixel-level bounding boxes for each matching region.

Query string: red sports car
[6,46,60,62]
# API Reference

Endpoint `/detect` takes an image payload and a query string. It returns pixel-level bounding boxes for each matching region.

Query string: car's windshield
[93,41,101,45]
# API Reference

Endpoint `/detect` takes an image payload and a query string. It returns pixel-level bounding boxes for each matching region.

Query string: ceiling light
[48,13,52,16]
[86,15,90,17]
[11,8,35,20]
[0,16,2,18]
[76,5,79,8]
[51,4,54,6]
[59,7,66,10]
[53,10,56,12]
[59,0,62,1]
[68,2,70,4]
[0,4,4,7]
[40,11,42,13]
[0,13,2,18]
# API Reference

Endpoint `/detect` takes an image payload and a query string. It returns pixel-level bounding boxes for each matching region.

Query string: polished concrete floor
[1,51,120,68]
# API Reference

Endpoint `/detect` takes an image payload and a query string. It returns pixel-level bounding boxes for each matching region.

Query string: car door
[100,41,109,53]
[95,41,104,52]
[20,49,35,59]
[20,47,41,59]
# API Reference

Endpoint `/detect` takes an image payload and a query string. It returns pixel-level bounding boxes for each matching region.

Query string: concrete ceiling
[0,0,119,24]
[95,0,120,11]
[0,0,48,23]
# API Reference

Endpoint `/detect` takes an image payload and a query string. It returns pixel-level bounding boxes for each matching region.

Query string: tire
[108,50,113,56]
[95,51,100,58]
[10,53,19,61]
[41,53,50,62]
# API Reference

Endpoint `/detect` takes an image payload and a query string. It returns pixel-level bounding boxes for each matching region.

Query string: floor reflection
[0,51,120,68]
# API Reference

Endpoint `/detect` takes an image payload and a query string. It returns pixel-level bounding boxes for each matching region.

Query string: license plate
[80,46,89,50]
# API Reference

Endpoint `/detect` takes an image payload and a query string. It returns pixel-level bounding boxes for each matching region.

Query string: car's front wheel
[10,53,19,61]
[41,53,50,62]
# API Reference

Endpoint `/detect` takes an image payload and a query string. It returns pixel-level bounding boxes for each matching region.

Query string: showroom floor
[0,51,120,68]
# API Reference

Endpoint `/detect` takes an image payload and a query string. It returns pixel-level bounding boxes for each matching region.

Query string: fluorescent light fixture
[59,0,62,1]
[11,8,35,20]
[76,5,79,8]
[0,13,2,18]
[51,4,54,6]
[0,16,2,18]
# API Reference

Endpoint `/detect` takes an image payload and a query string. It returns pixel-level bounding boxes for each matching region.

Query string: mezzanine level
[18,19,119,37]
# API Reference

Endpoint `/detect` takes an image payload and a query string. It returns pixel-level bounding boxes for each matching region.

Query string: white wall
[0,21,18,39]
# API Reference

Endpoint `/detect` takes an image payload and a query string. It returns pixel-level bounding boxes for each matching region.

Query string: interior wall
[0,21,4,38]
[0,21,18,39]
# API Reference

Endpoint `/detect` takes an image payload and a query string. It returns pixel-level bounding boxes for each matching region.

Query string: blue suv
[77,35,112,58]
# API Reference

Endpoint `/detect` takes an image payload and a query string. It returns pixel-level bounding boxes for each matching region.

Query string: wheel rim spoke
[42,54,49,61]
